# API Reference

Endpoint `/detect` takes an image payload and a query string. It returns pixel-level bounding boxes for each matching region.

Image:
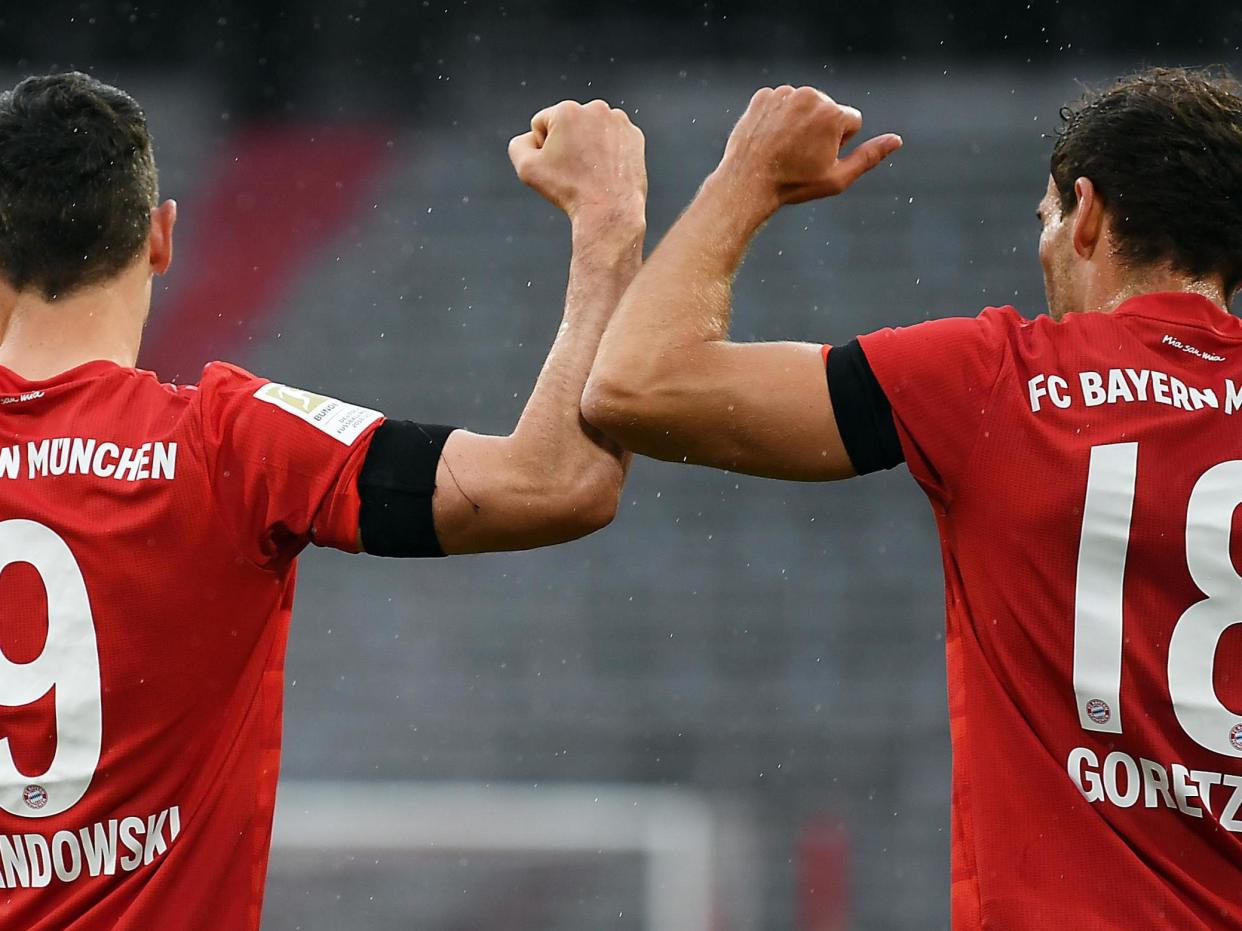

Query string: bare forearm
[583,169,771,451]
[614,169,767,348]
[511,210,643,469]
[419,98,649,555]
[582,85,899,481]
[430,215,643,555]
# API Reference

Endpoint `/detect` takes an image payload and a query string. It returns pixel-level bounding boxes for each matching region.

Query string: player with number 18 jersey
[858,291,1242,927]
[576,65,1242,929]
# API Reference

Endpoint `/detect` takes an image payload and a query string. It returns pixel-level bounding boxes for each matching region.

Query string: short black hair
[0,72,158,300]
[1051,66,1242,297]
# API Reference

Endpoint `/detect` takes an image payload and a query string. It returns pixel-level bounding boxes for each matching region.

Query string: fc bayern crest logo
[1230,724,1242,753]
[1085,699,1111,725]
[22,785,47,810]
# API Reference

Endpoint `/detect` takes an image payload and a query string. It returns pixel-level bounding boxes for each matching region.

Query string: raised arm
[362,100,645,556]
[582,86,901,481]
[433,101,645,553]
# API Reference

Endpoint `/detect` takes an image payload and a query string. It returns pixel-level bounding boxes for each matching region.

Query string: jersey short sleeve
[856,306,1019,506]
[194,362,386,567]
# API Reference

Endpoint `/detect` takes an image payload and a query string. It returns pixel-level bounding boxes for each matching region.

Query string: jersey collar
[0,359,127,394]
[1112,291,1242,338]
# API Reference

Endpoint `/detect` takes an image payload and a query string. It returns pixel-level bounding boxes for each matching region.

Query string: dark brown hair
[1051,66,1242,296]
[0,72,158,300]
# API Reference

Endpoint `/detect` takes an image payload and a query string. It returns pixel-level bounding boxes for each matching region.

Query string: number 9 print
[0,520,102,818]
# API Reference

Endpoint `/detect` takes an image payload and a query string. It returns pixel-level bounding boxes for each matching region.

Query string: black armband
[358,421,459,557]
[825,340,904,474]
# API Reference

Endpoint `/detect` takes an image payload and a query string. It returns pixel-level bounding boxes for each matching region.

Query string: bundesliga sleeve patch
[252,382,383,446]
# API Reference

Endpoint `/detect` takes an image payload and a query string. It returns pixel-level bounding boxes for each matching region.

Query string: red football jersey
[0,359,383,930]
[858,292,1242,928]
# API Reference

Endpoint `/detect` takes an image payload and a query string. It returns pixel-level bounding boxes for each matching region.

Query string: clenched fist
[509,100,646,224]
[719,85,902,207]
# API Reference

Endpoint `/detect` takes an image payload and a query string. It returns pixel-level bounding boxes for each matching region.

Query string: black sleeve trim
[825,340,904,474]
[358,421,459,557]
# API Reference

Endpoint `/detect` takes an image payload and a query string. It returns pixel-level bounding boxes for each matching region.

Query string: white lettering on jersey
[78,820,117,876]
[0,804,181,888]
[0,805,183,889]
[1227,380,1242,415]
[1161,334,1227,362]
[1080,371,1106,407]
[151,442,176,480]
[1027,369,1235,414]
[1027,374,1072,412]
[1067,746,1242,832]
[93,442,119,478]
[24,835,50,888]
[26,440,48,478]
[0,446,18,479]
[0,440,176,482]
[51,830,82,882]
[0,834,28,886]
[252,382,383,446]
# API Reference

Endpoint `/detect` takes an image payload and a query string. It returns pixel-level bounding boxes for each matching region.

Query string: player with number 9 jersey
[0,360,383,930]
[0,73,643,929]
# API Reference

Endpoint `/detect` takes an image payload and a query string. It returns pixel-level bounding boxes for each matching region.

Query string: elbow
[573,493,619,539]
[563,460,623,538]
[583,367,688,461]
[582,370,645,439]
[529,481,617,548]
[539,439,625,541]
[584,344,690,442]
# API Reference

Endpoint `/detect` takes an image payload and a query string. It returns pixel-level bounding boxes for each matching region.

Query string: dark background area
[6,1,1242,116]
[1,3,1234,929]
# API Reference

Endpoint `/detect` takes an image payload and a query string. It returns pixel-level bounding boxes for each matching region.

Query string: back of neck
[1086,269,1228,316]
[0,273,149,381]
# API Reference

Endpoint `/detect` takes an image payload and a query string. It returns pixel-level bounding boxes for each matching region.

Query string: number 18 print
[1074,442,1242,757]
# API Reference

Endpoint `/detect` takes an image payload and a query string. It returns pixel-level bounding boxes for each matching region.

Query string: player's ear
[1070,176,1103,260]
[149,199,177,277]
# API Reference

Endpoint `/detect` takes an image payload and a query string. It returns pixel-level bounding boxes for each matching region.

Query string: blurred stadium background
[4,2,1239,928]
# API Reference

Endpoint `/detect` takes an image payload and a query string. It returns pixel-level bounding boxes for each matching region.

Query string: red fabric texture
[859,293,1242,929]
[0,360,381,930]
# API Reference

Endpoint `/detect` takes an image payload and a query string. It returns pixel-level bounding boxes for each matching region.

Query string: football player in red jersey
[0,73,644,929]
[585,69,1242,928]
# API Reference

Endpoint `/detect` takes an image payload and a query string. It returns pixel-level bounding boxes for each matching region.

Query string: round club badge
[22,784,47,810]
[1230,724,1242,753]
[1085,699,1111,725]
